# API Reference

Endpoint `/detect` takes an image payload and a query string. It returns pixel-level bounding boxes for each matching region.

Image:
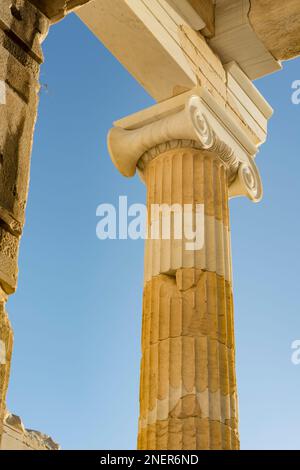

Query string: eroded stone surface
[0,0,49,295]
[249,0,300,61]
[1,412,60,450]
[0,0,49,445]
[29,0,92,23]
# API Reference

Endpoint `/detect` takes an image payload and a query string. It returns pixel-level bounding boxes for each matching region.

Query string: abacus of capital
[1,0,300,451]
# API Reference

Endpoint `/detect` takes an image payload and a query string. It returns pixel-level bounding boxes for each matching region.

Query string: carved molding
[108,90,263,202]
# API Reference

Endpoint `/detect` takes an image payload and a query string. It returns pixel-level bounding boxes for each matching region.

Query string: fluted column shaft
[137,147,239,450]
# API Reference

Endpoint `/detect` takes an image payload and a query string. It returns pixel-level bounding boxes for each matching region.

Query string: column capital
[108,64,273,203]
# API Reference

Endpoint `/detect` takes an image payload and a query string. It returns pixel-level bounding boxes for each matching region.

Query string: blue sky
[6,13,300,450]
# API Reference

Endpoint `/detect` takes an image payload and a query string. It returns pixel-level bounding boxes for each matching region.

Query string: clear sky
[6,13,300,450]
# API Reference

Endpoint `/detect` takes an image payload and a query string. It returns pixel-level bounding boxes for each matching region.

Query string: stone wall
[0,0,49,445]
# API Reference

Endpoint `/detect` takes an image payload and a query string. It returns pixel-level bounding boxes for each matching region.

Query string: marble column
[138,146,238,449]
[108,83,269,449]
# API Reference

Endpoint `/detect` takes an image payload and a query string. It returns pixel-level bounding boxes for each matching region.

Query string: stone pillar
[138,147,238,450]
[0,0,49,445]
[108,80,270,449]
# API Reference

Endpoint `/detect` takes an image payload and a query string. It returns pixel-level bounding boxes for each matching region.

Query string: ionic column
[137,146,238,450]
[0,0,49,445]
[108,85,269,449]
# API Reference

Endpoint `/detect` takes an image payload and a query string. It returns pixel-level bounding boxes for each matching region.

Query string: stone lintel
[77,0,197,102]
[77,0,286,104]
